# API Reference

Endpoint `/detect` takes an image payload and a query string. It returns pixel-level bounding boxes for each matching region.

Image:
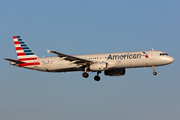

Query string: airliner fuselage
[5,36,174,81]
[24,50,173,72]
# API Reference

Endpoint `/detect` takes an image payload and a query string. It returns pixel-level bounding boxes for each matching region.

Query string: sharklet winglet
[47,49,51,53]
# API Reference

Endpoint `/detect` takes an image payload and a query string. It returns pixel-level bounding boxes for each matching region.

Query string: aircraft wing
[47,49,93,66]
[4,58,25,64]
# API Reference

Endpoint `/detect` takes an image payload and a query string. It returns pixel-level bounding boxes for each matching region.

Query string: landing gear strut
[152,66,157,75]
[82,67,89,78]
[94,71,101,81]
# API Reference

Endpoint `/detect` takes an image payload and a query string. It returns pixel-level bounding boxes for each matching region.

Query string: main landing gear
[152,66,157,75]
[82,72,89,78]
[82,70,101,81]
[82,67,89,78]
[94,71,101,81]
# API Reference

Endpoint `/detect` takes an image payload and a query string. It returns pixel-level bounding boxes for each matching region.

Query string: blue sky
[1,0,180,120]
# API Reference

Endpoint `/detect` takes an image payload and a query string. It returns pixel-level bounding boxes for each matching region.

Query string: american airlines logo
[143,51,149,58]
[107,52,149,60]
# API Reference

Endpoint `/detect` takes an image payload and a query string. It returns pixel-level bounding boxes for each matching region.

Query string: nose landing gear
[152,66,157,75]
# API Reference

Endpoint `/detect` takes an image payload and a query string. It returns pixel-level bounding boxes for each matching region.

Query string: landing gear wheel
[152,66,157,76]
[153,72,157,75]
[94,75,100,81]
[82,72,89,78]
[94,71,101,81]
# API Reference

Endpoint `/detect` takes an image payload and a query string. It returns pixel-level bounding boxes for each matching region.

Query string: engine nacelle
[104,68,125,76]
[89,62,108,71]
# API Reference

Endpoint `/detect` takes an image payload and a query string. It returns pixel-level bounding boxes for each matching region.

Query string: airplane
[4,36,174,81]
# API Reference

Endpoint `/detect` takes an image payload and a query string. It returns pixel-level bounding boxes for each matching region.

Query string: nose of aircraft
[170,56,174,63]
[161,56,174,65]
[167,56,174,63]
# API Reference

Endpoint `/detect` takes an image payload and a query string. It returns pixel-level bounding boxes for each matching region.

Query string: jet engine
[104,68,125,76]
[89,62,108,71]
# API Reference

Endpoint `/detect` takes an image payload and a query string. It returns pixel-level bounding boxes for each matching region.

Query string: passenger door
[149,51,155,60]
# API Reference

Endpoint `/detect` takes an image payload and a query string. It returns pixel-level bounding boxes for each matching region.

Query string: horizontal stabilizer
[4,58,25,64]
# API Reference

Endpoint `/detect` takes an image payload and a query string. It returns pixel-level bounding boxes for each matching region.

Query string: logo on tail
[13,36,40,67]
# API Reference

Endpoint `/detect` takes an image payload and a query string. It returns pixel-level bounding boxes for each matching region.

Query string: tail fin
[13,36,38,62]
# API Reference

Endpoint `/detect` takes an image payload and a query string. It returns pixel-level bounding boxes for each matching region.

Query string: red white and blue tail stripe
[13,36,40,67]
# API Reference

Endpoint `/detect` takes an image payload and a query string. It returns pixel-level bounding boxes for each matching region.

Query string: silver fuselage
[17,50,174,72]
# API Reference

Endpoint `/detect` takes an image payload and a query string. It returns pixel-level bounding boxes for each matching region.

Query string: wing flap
[47,50,93,65]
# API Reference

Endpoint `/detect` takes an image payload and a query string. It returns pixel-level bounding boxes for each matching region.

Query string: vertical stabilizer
[13,36,40,67]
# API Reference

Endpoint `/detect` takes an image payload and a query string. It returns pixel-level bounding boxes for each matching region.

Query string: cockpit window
[160,53,168,56]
